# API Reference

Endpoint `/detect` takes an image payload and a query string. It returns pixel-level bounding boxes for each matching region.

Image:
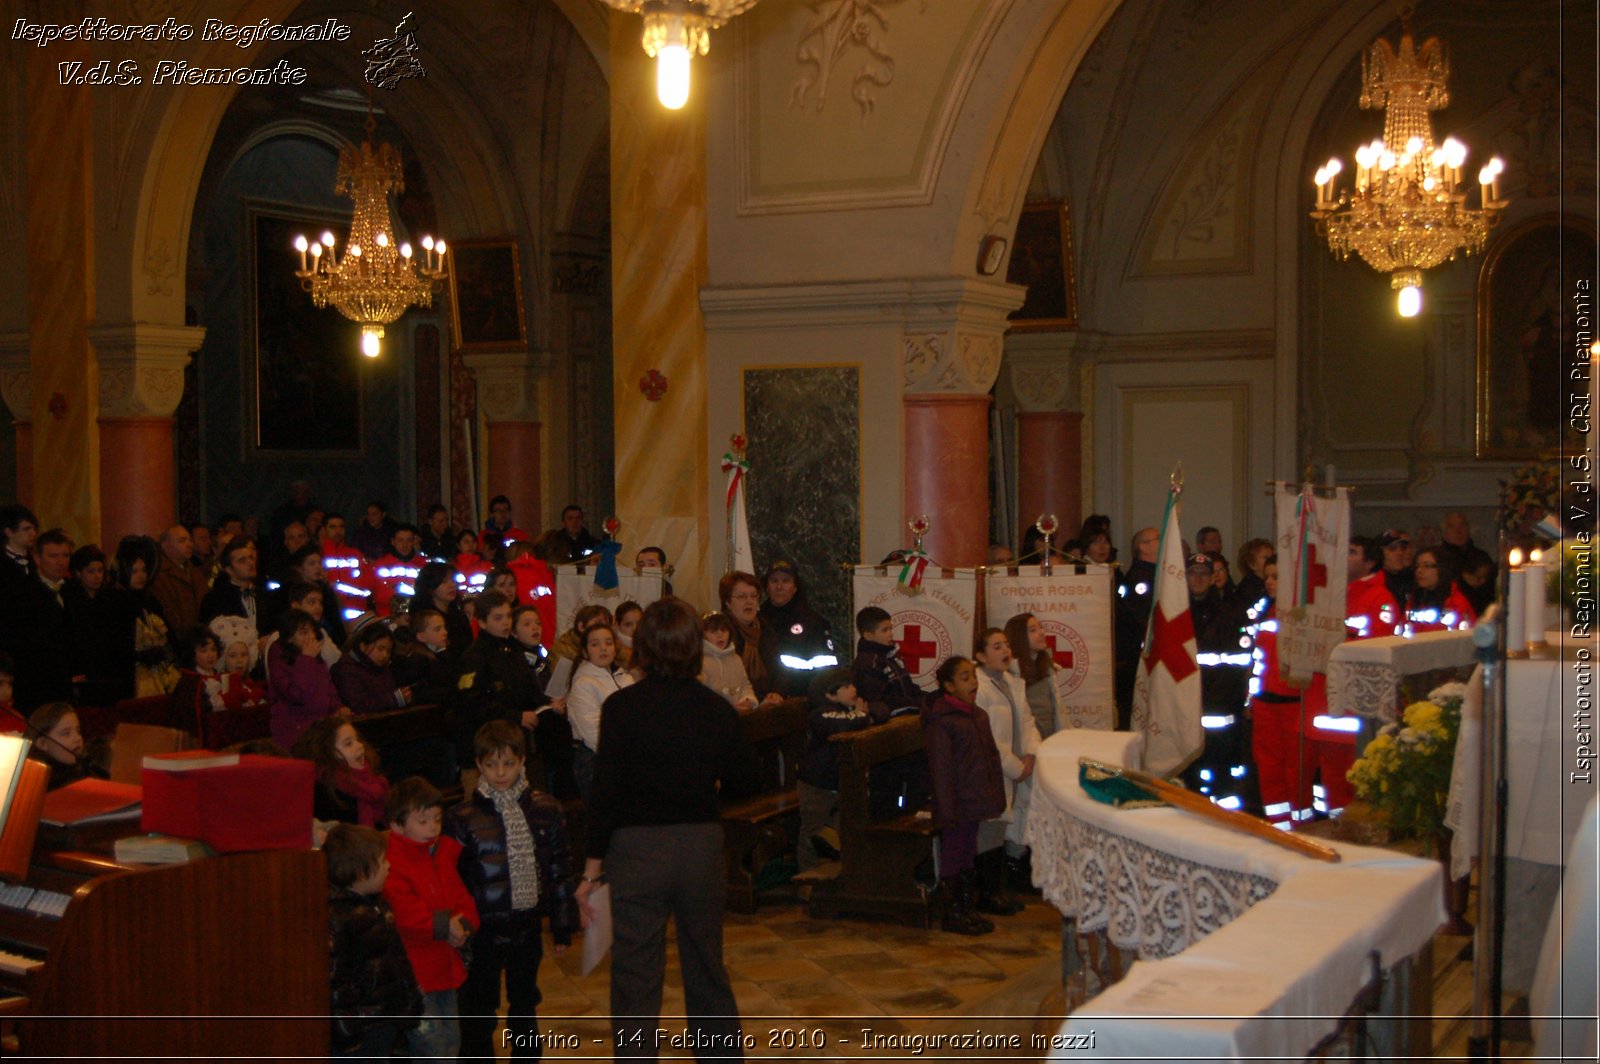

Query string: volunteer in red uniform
[1245,556,1304,827]
[370,525,425,617]
[1301,536,1398,817]
[320,512,374,622]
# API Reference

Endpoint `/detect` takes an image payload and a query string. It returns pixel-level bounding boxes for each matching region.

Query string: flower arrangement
[1347,682,1465,842]
[1498,459,1561,538]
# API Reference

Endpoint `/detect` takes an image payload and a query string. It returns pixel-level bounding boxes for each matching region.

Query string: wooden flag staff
[1080,757,1342,863]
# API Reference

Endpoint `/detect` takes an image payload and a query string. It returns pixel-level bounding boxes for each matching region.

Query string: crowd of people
[0,488,1500,1059]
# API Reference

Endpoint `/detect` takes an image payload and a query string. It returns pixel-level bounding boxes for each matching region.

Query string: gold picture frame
[447,237,528,351]
[1475,215,1597,459]
[1006,201,1079,331]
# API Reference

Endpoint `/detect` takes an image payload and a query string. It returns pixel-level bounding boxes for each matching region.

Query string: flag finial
[1170,463,1184,493]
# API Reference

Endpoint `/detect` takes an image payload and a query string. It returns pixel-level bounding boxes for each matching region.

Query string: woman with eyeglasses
[1403,547,1476,634]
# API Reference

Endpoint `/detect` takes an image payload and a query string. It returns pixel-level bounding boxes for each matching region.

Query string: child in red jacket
[383,777,479,1060]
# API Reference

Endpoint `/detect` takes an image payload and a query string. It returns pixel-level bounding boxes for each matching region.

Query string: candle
[1507,566,1527,652]
[1525,550,1547,645]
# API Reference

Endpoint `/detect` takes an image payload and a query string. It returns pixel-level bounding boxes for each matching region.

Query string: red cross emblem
[1304,544,1328,604]
[638,369,668,402]
[1043,633,1074,671]
[1142,605,1197,683]
[897,623,939,675]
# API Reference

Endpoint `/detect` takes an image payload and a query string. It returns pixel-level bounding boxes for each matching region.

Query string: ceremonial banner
[851,569,978,691]
[553,566,665,636]
[1130,486,1203,777]
[984,565,1116,730]
[1273,483,1350,687]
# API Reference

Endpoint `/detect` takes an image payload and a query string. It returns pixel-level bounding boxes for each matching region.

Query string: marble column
[1006,343,1083,538]
[90,324,204,542]
[24,38,97,541]
[904,393,993,566]
[465,350,547,532]
[901,279,1025,566]
[609,16,710,600]
[0,333,31,505]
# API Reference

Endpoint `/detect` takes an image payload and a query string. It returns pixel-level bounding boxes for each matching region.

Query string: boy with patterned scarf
[445,720,578,1059]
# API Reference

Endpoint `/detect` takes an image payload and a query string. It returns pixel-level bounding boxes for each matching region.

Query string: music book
[40,779,143,827]
[0,734,30,830]
[114,834,213,864]
[0,738,48,882]
[142,750,241,772]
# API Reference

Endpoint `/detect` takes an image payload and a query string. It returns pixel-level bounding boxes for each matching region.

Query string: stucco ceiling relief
[791,0,910,123]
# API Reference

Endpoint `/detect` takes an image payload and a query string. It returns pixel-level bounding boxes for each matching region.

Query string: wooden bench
[805,714,940,928]
[720,697,810,914]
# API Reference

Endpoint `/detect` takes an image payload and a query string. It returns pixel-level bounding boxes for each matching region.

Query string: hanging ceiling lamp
[597,0,759,109]
[1309,6,1506,317]
[294,112,447,357]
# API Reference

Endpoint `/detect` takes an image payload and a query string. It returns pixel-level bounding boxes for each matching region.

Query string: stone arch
[944,0,1125,278]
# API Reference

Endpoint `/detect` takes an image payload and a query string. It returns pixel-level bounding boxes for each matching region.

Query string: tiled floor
[497,884,1065,1058]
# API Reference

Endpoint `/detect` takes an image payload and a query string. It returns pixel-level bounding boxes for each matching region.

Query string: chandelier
[597,0,759,110]
[294,116,447,357]
[1309,9,1505,317]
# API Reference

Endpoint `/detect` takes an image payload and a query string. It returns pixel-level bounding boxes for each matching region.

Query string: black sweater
[585,676,760,856]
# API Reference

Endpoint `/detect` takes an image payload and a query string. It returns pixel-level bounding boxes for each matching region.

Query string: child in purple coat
[333,621,414,715]
[268,607,346,748]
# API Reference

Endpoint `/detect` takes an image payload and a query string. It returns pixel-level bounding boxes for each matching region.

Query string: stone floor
[495,883,1065,1058]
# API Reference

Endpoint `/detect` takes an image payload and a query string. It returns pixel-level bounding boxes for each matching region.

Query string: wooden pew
[719,697,810,913]
[806,715,939,928]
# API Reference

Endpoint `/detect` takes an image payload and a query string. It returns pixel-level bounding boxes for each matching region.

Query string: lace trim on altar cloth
[1326,660,1401,722]
[1026,799,1279,960]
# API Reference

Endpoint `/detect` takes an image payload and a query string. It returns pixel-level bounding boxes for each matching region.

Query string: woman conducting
[576,598,757,1060]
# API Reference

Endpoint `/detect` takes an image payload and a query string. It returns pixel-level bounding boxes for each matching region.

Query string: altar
[1027,730,1444,1062]
[1445,651,1598,991]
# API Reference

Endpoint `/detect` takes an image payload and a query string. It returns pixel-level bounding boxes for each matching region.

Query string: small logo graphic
[893,610,953,685]
[1039,619,1090,696]
[364,11,426,90]
[639,369,668,401]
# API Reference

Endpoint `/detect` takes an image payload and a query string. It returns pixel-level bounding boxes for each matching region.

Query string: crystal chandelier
[597,0,759,110]
[294,116,447,357]
[1309,9,1506,317]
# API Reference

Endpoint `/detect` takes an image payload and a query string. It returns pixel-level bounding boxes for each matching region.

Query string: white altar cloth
[1445,659,1597,879]
[1325,629,1475,721]
[1030,730,1443,1063]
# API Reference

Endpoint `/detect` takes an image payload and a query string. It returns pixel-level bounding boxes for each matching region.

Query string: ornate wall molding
[1004,341,1076,412]
[464,349,550,423]
[790,0,908,124]
[88,322,205,419]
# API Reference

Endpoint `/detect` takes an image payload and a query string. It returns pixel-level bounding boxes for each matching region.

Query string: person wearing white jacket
[566,624,634,800]
[973,628,1041,916]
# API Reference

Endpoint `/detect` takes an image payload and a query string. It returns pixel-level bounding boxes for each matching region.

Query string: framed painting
[250,207,363,452]
[1476,216,1598,458]
[447,238,528,351]
[1006,201,1079,331]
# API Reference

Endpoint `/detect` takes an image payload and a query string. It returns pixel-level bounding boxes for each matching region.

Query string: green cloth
[1079,761,1166,809]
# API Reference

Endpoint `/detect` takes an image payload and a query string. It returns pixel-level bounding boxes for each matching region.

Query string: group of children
[325,720,576,1060]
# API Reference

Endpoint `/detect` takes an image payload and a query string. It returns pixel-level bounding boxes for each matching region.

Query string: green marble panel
[743,366,861,640]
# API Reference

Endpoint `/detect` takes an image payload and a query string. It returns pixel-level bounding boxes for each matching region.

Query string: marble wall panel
[743,365,861,639]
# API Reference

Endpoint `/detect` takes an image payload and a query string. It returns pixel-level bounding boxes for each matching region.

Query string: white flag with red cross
[983,566,1116,730]
[850,568,977,691]
[1273,483,1350,687]
[1130,483,1203,777]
